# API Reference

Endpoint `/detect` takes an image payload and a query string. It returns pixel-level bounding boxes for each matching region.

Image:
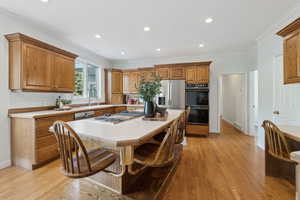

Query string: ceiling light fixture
[205,17,213,23]
[121,51,125,55]
[40,0,49,2]
[199,44,204,48]
[95,34,102,39]
[156,48,161,52]
[144,26,151,32]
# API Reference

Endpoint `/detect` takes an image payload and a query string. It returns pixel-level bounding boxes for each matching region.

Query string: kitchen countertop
[9,104,144,119]
[278,125,300,142]
[60,109,184,147]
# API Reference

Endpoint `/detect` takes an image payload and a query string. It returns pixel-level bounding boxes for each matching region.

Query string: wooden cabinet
[111,94,124,104]
[186,66,209,83]
[53,55,75,92]
[123,72,130,94]
[277,18,300,84]
[94,108,115,117]
[11,113,74,170]
[156,66,170,80]
[139,68,156,82]
[129,71,140,93]
[170,66,185,80]
[23,44,53,91]
[186,124,209,136]
[114,106,127,113]
[5,33,78,92]
[111,70,123,94]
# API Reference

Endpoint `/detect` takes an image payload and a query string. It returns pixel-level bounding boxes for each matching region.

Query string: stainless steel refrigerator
[156,80,185,109]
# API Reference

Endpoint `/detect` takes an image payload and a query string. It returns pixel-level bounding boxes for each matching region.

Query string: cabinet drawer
[36,134,57,149]
[94,108,116,117]
[36,114,74,138]
[186,125,209,135]
[36,144,59,163]
[115,106,127,113]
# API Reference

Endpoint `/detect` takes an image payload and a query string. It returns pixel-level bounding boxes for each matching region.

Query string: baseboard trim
[0,160,11,170]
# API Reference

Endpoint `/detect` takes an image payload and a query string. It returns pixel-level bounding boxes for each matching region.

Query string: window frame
[73,58,102,101]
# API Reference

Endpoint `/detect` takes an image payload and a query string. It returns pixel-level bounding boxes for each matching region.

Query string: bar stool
[53,121,117,178]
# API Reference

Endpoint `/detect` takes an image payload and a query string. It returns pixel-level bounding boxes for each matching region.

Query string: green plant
[138,76,162,102]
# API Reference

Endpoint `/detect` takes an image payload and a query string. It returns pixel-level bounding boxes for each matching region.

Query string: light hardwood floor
[0,121,295,200]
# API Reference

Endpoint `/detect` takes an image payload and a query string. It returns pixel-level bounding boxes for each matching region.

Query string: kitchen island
[61,109,184,197]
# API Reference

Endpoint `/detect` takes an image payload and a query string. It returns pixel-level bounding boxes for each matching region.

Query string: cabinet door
[111,94,124,104]
[170,66,185,80]
[53,55,75,92]
[129,71,140,93]
[123,72,129,94]
[283,30,300,84]
[156,67,170,80]
[140,70,156,82]
[197,66,209,83]
[186,67,196,83]
[112,71,123,93]
[23,44,53,91]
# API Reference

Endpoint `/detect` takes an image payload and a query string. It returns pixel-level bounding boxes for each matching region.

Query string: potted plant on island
[138,76,162,118]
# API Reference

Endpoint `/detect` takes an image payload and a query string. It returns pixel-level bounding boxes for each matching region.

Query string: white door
[248,70,258,136]
[272,55,300,125]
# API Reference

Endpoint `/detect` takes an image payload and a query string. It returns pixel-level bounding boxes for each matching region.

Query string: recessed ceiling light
[205,17,213,23]
[199,44,204,48]
[95,34,102,39]
[40,0,49,2]
[121,51,125,55]
[144,26,151,32]
[156,48,161,52]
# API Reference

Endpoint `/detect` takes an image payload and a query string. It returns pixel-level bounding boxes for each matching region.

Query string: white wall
[112,50,256,133]
[222,74,247,132]
[256,2,300,149]
[0,9,112,168]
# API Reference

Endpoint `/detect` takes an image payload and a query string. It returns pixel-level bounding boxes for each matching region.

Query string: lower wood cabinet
[11,114,74,170]
[186,124,209,136]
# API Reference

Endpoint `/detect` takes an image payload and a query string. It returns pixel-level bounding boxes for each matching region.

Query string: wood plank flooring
[0,120,295,200]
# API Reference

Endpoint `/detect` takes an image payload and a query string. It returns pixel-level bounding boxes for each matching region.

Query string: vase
[144,101,155,118]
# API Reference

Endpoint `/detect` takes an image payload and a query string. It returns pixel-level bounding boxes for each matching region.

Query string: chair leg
[296,164,300,200]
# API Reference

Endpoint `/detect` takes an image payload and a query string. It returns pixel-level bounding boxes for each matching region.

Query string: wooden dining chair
[175,107,191,144]
[53,121,117,178]
[128,119,179,175]
[262,120,295,163]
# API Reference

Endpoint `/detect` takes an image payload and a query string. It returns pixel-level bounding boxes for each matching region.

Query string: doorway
[248,70,258,136]
[221,73,247,133]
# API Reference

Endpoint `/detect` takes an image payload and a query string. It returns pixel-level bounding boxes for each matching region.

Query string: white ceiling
[0,0,298,60]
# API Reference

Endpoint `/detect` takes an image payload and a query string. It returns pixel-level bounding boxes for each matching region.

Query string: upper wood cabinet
[53,54,75,92]
[5,33,78,92]
[186,65,210,83]
[170,65,185,80]
[156,66,170,80]
[128,71,140,93]
[277,18,300,84]
[111,70,123,94]
[139,68,156,82]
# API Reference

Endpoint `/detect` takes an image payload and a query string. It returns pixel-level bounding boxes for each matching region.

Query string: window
[74,60,101,99]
